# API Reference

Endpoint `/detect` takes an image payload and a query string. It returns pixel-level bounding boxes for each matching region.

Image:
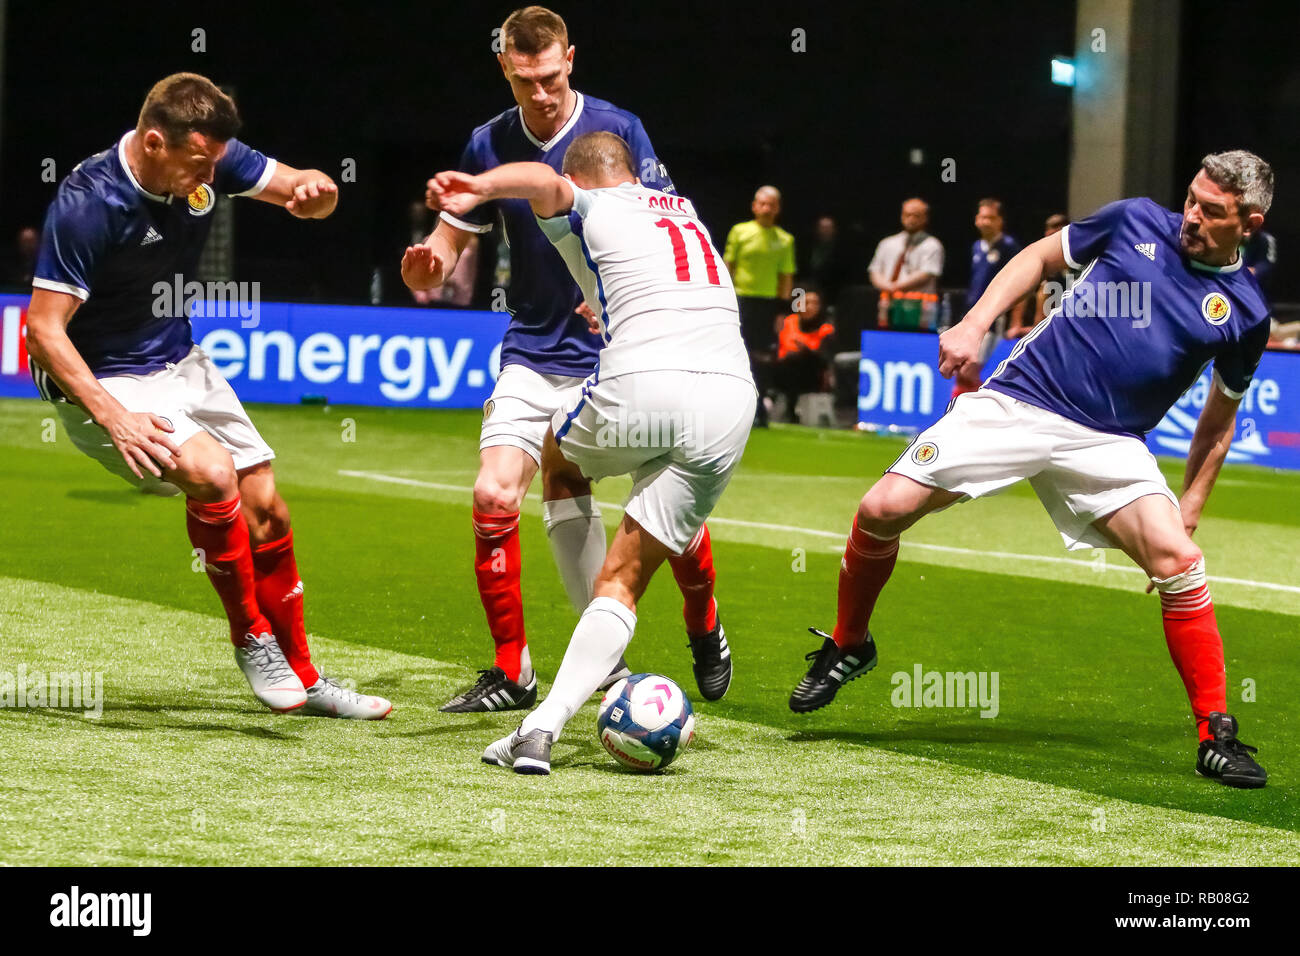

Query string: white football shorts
[887,387,1178,551]
[551,369,756,553]
[480,363,587,465]
[55,344,274,496]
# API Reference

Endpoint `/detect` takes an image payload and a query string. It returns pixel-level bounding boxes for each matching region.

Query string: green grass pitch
[1,396,1298,865]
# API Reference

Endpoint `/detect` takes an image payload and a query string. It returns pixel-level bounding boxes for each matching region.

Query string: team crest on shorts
[482,399,495,420]
[912,441,939,465]
[1201,292,1231,325]
[187,184,215,216]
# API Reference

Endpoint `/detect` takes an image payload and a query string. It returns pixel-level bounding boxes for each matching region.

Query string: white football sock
[521,596,636,741]
[543,495,607,611]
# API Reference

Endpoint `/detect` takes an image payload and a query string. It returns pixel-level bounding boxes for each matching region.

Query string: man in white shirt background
[868,198,945,330]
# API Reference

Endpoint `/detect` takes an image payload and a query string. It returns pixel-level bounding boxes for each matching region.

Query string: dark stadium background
[2,0,1296,303]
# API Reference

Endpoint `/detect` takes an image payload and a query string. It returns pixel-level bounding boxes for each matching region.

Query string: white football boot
[234,632,307,712]
[301,675,393,720]
[482,726,553,774]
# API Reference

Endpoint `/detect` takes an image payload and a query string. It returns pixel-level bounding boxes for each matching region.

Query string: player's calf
[669,525,730,701]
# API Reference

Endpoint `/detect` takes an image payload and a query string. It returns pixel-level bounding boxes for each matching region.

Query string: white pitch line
[338,469,1300,596]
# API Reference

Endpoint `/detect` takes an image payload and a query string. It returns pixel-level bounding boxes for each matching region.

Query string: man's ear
[497,53,509,78]
[1244,211,1265,239]
[565,45,575,70]
[140,128,167,155]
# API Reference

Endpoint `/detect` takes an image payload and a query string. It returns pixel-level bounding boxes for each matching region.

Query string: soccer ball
[596,673,696,772]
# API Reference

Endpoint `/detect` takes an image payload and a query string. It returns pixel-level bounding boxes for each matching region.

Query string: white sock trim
[1151,557,1208,594]
[543,494,600,531]
[584,595,637,633]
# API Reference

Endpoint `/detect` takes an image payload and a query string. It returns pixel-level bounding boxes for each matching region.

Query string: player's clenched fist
[937,319,986,379]
[401,244,446,291]
[285,177,338,219]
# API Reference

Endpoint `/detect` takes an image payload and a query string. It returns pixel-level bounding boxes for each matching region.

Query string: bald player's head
[752,185,781,226]
[561,131,636,188]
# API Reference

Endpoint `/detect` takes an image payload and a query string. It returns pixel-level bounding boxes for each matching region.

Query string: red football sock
[252,530,319,687]
[669,523,718,636]
[1158,569,1226,743]
[186,496,270,643]
[473,510,526,681]
[833,517,899,649]
[950,364,984,400]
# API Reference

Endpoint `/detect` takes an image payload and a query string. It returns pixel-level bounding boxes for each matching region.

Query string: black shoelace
[803,641,839,678]
[1218,736,1259,760]
[466,667,504,693]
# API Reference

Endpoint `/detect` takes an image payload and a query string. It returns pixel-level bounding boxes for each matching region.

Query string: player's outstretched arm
[430,163,574,220]
[253,162,338,219]
[1180,382,1240,535]
[938,232,1066,378]
[25,289,182,479]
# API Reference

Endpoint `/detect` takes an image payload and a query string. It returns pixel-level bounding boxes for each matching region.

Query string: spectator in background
[806,215,850,306]
[772,287,835,422]
[1009,212,1069,338]
[2,226,39,288]
[724,185,796,426]
[955,197,1025,395]
[1243,228,1277,298]
[868,198,944,331]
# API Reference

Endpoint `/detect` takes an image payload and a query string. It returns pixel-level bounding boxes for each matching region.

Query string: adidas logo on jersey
[140,226,163,246]
[1134,242,1156,261]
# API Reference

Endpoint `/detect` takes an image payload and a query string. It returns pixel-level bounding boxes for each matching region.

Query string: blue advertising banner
[858,329,1300,470]
[0,295,511,408]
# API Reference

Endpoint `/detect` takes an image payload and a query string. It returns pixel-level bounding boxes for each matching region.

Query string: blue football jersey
[442,92,672,377]
[33,131,274,379]
[965,234,1021,310]
[984,198,1271,438]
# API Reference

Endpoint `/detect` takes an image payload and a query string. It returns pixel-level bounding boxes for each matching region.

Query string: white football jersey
[536,181,752,382]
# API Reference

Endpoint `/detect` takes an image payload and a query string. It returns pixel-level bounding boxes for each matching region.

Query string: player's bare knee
[856,489,917,537]
[171,456,238,501]
[203,460,238,497]
[473,474,523,514]
[1149,544,1203,583]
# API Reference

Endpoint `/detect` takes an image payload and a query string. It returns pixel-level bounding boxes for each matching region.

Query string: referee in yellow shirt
[724,185,796,426]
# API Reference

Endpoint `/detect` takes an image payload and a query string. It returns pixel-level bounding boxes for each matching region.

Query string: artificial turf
[1,397,1296,864]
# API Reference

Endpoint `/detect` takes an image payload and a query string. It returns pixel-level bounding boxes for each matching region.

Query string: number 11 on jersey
[654,218,721,285]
